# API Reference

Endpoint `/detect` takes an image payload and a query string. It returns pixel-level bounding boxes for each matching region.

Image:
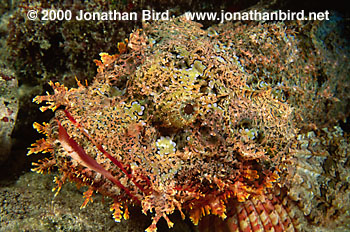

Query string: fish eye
[183,103,194,115]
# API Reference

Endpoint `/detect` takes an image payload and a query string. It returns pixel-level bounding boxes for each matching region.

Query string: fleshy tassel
[57,119,141,204]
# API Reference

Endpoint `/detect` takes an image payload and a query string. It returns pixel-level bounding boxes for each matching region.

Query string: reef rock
[0,69,18,164]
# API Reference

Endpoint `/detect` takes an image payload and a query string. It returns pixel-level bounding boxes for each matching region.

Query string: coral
[28,14,350,232]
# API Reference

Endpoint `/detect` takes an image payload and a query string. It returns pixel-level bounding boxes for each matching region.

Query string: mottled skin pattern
[29,16,350,231]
